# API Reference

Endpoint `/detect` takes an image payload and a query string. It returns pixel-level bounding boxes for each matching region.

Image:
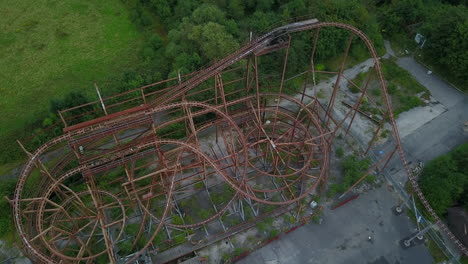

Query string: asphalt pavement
[238,185,432,264]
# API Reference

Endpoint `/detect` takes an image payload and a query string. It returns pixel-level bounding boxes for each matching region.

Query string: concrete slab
[396,102,447,139]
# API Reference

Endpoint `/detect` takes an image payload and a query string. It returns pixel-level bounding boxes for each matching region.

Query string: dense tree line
[123,0,385,86]
[419,143,468,217]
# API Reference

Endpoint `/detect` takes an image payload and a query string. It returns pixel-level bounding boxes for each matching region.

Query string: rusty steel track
[12,20,466,263]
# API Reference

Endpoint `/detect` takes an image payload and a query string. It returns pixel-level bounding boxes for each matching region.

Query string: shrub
[269,229,280,238]
[336,147,344,158]
[315,64,326,71]
[419,143,468,216]
[349,85,360,93]
[0,178,16,239]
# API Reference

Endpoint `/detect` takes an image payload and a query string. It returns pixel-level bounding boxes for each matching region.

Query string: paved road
[397,57,464,108]
[396,57,468,163]
[238,186,432,264]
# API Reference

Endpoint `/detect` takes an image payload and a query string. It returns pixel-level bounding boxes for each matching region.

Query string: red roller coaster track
[12,19,467,263]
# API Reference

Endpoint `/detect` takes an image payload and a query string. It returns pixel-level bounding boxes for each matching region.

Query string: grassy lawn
[0,0,143,162]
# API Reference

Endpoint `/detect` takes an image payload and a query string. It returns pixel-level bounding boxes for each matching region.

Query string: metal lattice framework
[12,19,467,263]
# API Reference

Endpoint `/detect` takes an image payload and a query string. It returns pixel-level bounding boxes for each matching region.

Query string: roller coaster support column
[402,223,436,248]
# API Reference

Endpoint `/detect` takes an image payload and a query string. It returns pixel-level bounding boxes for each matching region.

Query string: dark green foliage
[49,91,89,114]
[419,143,468,216]
[420,5,468,83]
[256,222,269,233]
[387,83,398,95]
[342,155,371,186]
[173,235,187,244]
[377,0,425,36]
[327,154,371,197]
[0,178,16,239]
[197,208,212,219]
[126,223,140,236]
[269,229,280,238]
[336,147,344,158]
[376,0,468,91]
[233,247,244,257]
[172,215,184,225]
[118,240,133,255]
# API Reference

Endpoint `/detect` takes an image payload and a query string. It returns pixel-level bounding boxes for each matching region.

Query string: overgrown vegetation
[327,154,371,197]
[349,58,429,118]
[419,143,468,217]
[381,59,427,117]
[0,178,16,241]
[376,0,468,91]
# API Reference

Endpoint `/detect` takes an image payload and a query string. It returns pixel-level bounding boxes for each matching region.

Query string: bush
[419,143,468,216]
[349,85,360,94]
[315,64,326,71]
[256,220,270,233]
[173,235,187,245]
[198,209,212,219]
[336,147,344,158]
[342,155,371,187]
[118,240,133,255]
[157,123,186,139]
[172,215,184,225]
[371,89,382,96]
[269,229,280,238]
[0,178,17,240]
[387,83,398,95]
[326,183,343,197]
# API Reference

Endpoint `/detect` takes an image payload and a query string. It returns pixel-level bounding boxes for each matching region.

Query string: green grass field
[0,0,143,159]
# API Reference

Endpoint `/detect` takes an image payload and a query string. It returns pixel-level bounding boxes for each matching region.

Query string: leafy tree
[419,143,468,216]
[247,11,280,33]
[150,0,172,21]
[173,52,202,72]
[227,0,245,19]
[188,22,240,60]
[49,91,90,114]
[172,0,200,25]
[377,0,425,35]
[256,0,275,12]
[421,5,468,81]
[191,3,226,25]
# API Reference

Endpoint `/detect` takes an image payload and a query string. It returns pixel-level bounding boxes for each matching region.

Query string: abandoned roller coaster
[11,19,467,263]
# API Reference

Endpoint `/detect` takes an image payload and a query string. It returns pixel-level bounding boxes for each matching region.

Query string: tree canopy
[377,0,468,90]
[419,143,468,217]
